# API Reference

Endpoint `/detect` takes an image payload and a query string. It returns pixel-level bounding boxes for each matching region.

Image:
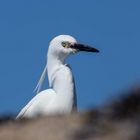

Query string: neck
[47,52,66,87]
[47,51,77,111]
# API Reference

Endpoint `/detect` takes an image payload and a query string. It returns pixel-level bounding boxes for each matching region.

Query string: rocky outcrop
[0,87,140,140]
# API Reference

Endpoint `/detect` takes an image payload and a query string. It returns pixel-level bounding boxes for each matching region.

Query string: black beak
[71,43,99,53]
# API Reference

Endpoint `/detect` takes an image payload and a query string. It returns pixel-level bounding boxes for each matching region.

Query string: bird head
[49,35,99,60]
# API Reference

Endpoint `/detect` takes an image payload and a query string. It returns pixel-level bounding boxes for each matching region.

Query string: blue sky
[0,0,140,115]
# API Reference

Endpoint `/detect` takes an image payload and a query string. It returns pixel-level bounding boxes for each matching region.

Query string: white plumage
[16,35,99,119]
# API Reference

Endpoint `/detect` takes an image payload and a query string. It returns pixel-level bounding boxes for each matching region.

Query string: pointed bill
[71,43,99,53]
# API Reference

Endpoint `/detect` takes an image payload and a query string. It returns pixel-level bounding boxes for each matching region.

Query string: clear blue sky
[0,0,140,115]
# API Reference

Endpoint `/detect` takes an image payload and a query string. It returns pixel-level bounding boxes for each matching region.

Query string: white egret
[16,35,99,119]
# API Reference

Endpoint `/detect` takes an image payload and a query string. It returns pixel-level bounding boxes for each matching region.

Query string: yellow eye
[61,41,71,48]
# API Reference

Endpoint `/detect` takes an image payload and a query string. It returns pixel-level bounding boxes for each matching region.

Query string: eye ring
[61,41,71,48]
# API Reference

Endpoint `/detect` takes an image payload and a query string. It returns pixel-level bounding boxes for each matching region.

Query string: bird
[16,35,99,119]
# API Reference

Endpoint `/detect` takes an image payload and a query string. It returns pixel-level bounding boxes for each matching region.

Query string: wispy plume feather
[34,64,47,94]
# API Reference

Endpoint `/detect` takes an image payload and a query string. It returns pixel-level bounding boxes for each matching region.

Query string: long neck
[47,52,65,87]
[35,50,66,94]
[47,52,77,109]
[47,53,75,95]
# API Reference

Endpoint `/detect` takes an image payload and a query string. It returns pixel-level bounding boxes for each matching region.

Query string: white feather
[34,64,47,94]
